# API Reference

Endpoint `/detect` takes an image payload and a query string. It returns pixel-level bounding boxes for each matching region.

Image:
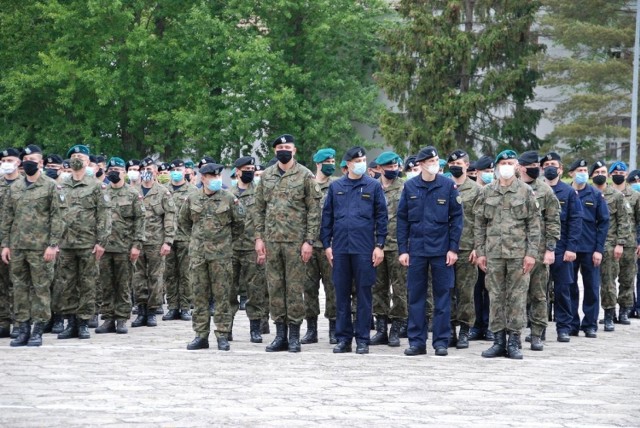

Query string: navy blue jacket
[321,175,388,255]
[550,181,583,253]
[397,174,463,257]
[575,184,610,254]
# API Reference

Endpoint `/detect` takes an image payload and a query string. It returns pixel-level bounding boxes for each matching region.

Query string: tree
[376,0,544,159]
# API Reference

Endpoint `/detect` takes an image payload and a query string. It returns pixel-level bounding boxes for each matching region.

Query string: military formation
[1,137,639,360]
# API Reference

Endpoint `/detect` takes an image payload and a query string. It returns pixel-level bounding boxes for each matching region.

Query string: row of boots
[481,330,523,359]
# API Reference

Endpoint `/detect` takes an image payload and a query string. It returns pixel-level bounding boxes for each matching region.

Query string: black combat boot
[604,308,615,332]
[456,324,470,349]
[448,325,458,348]
[10,322,19,339]
[217,335,230,351]
[370,316,388,345]
[388,319,401,347]
[43,317,53,334]
[51,314,64,334]
[530,335,543,351]
[162,309,179,321]
[228,319,234,341]
[146,309,157,327]
[329,319,337,344]
[0,325,9,338]
[261,318,270,335]
[131,305,147,327]
[115,320,128,334]
[300,317,318,344]
[57,315,78,339]
[399,318,408,338]
[95,319,116,334]
[265,322,288,352]
[187,336,209,350]
[507,332,524,359]
[179,309,192,321]
[27,322,46,347]
[481,330,507,358]
[77,318,90,339]
[249,319,263,343]
[618,307,631,325]
[88,314,99,328]
[288,323,301,353]
[10,322,31,347]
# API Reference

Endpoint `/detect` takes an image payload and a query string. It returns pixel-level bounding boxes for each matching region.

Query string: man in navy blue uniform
[540,152,583,342]
[321,146,388,355]
[397,146,463,356]
[567,158,609,338]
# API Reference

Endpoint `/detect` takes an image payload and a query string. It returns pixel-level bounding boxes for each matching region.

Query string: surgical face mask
[0,162,16,175]
[276,150,293,164]
[543,166,558,181]
[425,164,440,175]
[231,179,238,188]
[592,175,606,186]
[70,158,84,171]
[170,170,184,182]
[383,170,400,180]
[254,176,261,186]
[481,172,494,184]
[611,175,626,185]
[632,183,640,192]
[321,164,336,177]
[22,160,40,177]
[406,171,419,180]
[574,172,588,185]
[351,161,367,176]
[207,178,222,192]
[498,164,515,179]
[449,165,464,178]
[157,174,170,185]
[240,170,255,184]
[127,170,140,182]
[84,166,95,177]
[525,167,540,180]
[61,172,71,180]
[141,171,153,182]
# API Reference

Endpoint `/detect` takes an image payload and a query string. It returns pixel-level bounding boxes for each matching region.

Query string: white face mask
[127,170,140,182]
[0,162,16,175]
[425,164,440,175]
[499,164,515,179]
[60,172,72,180]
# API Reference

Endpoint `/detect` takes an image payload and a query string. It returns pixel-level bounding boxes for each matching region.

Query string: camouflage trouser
[133,244,165,311]
[527,260,549,336]
[304,247,336,320]
[451,250,477,327]
[99,252,133,320]
[191,257,232,339]
[265,241,306,325]
[617,246,637,308]
[58,248,99,320]
[10,249,55,323]
[164,241,193,311]
[600,247,618,310]
[50,257,62,313]
[0,261,12,328]
[486,258,530,334]
[373,250,407,320]
[233,250,268,320]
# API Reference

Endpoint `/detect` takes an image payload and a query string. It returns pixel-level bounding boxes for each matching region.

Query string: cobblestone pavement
[1,287,638,427]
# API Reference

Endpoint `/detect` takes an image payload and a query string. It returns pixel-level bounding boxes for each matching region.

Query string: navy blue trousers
[550,252,574,334]
[570,252,600,332]
[471,268,490,333]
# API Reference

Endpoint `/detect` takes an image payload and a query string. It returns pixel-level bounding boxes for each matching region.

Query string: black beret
[475,155,495,171]
[627,169,640,183]
[415,146,438,162]
[62,159,71,169]
[467,162,476,172]
[169,159,184,169]
[158,162,170,172]
[255,164,265,171]
[1,148,21,159]
[589,160,606,177]
[568,159,587,172]
[447,149,467,163]
[20,144,42,159]
[197,156,216,169]
[541,152,561,165]
[404,155,418,171]
[272,134,295,147]
[200,163,224,175]
[126,159,140,170]
[234,156,255,168]
[141,157,155,168]
[89,155,98,163]
[518,151,539,166]
[95,155,106,164]
[343,146,366,162]
[45,154,64,166]
[368,160,378,169]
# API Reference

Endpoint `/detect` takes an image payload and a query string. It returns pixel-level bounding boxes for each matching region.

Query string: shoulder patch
[104,193,110,203]
[101,183,107,190]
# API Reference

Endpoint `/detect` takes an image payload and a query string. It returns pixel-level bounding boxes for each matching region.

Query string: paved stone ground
[1,289,639,427]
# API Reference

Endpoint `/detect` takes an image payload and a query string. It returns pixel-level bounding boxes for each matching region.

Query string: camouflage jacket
[58,175,112,249]
[1,175,64,250]
[0,176,19,244]
[620,185,640,247]
[140,182,176,246]
[232,182,259,252]
[457,177,481,251]
[474,178,541,260]
[379,176,404,252]
[313,176,338,249]
[179,188,244,261]
[104,184,146,253]
[168,182,197,242]
[602,185,631,249]
[528,178,561,257]
[254,161,321,243]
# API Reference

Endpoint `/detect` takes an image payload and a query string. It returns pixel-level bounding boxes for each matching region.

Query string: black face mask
[45,168,59,180]
[383,170,400,180]
[185,173,192,182]
[526,167,540,180]
[468,175,477,182]
[611,175,626,185]
[240,170,255,184]
[107,171,121,184]
[22,160,40,176]
[543,166,558,181]
[96,168,104,178]
[449,166,464,178]
[592,175,607,185]
[372,172,381,180]
[276,150,293,164]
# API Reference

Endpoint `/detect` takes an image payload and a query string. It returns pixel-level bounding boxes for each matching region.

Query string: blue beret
[21,144,42,159]
[200,163,224,175]
[415,146,438,162]
[627,170,640,183]
[475,155,495,171]
[272,134,295,147]
[495,150,518,164]
[568,159,587,172]
[313,148,336,164]
[447,150,467,163]
[589,160,606,177]
[170,159,185,169]
[375,151,399,166]
[108,157,126,168]
[541,152,561,165]
[66,145,90,158]
[609,161,627,174]
[344,146,366,161]
[234,156,255,168]
[518,151,539,166]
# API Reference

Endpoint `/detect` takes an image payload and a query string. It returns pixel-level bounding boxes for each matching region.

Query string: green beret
[495,149,517,164]
[66,145,90,158]
[313,148,336,164]
[108,157,126,168]
[184,160,195,169]
[340,160,347,168]
[375,151,400,166]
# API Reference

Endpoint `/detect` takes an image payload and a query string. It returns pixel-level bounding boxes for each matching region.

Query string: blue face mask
[406,171,419,180]
[208,178,222,192]
[575,172,588,185]
[481,172,494,184]
[632,183,640,192]
[231,179,238,188]
[85,167,95,177]
[170,170,184,182]
[352,161,367,176]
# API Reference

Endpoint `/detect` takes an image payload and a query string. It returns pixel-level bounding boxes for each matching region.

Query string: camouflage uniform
[600,186,630,310]
[133,182,175,311]
[58,175,112,321]
[99,184,145,320]
[0,177,16,332]
[179,188,244,339]
[618,186,640,310]
[164,182,197,313]
[1,175,64,323]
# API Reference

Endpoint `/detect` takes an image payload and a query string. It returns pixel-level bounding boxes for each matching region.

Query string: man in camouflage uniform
[447,149,481,350]
[475,150,541,359]
[302,148,338,344]
[131,157,176,327]
[0,148,21,338]
[254,134,321,353]
[95,157,146,335]
[370,151,406,348]
[231,156,268,343]
[1,145,63,347]
[590,160,631,332]
[517,151,561,351]
[162,159,196,322]
[609,162,640,324]
[180,163,244,351]
[57,144,111,340]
